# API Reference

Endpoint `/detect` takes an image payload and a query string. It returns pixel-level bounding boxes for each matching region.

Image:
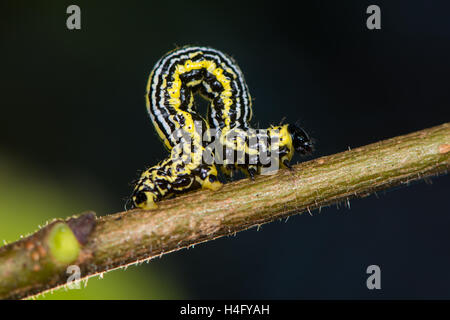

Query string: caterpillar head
[288,122,314,155]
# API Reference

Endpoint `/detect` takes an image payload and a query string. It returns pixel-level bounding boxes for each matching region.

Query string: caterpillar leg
[282,159,293,169]
[246,166,257,180]
[235,164,258,180]
[220,164,236,180]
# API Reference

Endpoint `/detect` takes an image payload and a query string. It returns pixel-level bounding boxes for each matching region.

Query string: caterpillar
[130,46,313,210]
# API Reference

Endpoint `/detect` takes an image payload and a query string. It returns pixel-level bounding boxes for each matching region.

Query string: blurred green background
[0,155,184,299]
[1,0,449,299]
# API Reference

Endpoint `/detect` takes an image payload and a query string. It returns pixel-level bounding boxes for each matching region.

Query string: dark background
[1,0,449,298]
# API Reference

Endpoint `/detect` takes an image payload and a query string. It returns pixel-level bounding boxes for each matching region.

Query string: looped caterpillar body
[131,46,313,210]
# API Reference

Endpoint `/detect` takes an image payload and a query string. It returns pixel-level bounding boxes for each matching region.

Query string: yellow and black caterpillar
[131,46,313,210]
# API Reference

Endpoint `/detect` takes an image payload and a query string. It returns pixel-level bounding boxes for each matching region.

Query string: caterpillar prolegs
[130,46,313,210]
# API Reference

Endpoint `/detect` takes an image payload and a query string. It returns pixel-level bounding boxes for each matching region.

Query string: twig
[1,123,449,299]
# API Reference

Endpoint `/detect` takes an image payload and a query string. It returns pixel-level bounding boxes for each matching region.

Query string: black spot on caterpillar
[130,46,313,210]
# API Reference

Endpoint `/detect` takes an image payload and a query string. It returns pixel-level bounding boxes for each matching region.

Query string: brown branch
[1,123,449,300]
